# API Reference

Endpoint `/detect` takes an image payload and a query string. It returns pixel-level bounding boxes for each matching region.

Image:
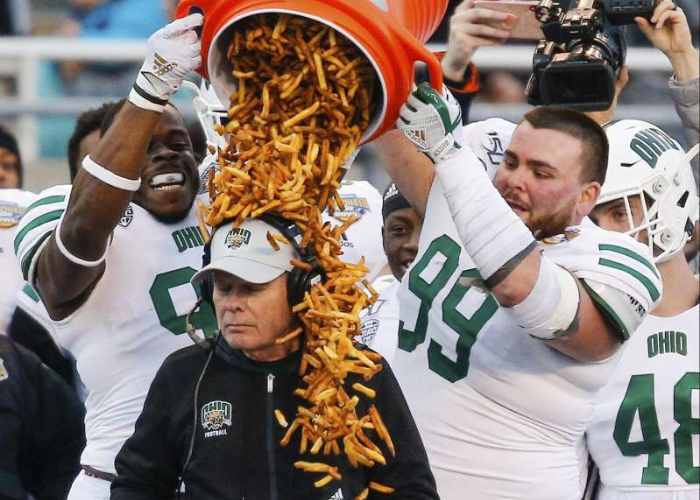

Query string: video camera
[525,0,659,111]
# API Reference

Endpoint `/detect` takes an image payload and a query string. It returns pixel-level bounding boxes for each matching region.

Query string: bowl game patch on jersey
[334,193,372,222]
[0,202,26,228]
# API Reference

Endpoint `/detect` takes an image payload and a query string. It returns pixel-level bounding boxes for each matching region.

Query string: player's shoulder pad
[0,188,37,207]
[541,218,662,340]
[462,118,516,179]
[1,189,37,231]
[197,153,218,195]
[324,180,383,222]
[339,180,383,205]
[14,184,72,284]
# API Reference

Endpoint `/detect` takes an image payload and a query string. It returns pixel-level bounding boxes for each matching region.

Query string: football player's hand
[397,83,464,164]
[135,14,203,102]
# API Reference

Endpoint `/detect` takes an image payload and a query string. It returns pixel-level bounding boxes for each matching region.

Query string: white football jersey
[323,180,384,275]
[392,173,662,500]
[358,274,400,364]
[0,189,36,335]
[14,185,217,474]
[587,302,700,499]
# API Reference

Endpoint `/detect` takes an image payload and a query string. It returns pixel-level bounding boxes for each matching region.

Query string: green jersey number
[149,267,218,338]
[398,235,499,383]
[613,372,699,485]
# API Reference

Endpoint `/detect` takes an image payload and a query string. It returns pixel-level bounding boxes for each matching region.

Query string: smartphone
[473,0,544,41]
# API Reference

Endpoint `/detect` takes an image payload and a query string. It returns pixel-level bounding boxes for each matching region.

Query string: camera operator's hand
[129,14,204,112]
[636,0,698,82]
[441,0,516,82]
[397,84,464,164]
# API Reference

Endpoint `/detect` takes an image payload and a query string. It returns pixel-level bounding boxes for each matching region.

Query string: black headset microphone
[177,214,324,495]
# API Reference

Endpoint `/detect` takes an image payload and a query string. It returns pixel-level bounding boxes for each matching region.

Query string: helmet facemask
[599,120,699,264]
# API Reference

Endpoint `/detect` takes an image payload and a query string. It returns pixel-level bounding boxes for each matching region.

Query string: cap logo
[384,183,399,201]
[225,228,252,250]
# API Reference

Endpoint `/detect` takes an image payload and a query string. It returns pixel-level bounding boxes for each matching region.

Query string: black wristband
[132,82,169,106]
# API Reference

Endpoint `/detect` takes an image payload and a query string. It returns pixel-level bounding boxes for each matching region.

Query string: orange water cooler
[176,0,448,143]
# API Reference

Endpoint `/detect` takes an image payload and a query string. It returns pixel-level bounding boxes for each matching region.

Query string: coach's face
[494,121,590,238]
[212,272,300,362]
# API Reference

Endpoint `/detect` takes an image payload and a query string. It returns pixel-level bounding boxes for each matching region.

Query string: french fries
[200,13,391,490]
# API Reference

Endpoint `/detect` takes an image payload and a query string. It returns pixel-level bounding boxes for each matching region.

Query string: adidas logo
[328,488,344,500]
[406,128,428,149]
[153,53,179,76]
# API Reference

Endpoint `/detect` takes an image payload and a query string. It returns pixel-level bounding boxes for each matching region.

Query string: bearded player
[586,120,699,500]
[372,86,662,500]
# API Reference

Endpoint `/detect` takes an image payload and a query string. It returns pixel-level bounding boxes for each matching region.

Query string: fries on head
[200,13,392,490]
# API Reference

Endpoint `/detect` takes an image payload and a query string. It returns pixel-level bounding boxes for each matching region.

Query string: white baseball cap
[191,218,298,284]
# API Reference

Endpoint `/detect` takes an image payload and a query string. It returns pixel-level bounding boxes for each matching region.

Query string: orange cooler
[176,0,448,143]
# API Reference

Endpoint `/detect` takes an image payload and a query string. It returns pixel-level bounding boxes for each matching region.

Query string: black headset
[200,213,324,308]
[178,214,322,494]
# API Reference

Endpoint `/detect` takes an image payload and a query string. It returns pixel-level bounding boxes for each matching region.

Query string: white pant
[67,470,111,500]
[599,487,700,500]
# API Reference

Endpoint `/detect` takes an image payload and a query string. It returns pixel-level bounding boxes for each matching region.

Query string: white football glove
[129,13,204,112]
[397,83,464,164]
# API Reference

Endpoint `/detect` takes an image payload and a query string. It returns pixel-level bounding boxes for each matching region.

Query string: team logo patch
[201,400,232,438]
[0,357,8,382]
[334,194,371,221]
[0,202,26,228]
[119,205,134,227]
[478,131,507,170]
[225,228,252,250]
[359,319,379,346]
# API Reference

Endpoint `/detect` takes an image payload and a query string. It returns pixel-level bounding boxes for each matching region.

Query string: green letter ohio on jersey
[587,305,699,493]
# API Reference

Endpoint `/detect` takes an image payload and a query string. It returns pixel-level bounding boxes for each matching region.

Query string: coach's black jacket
[111,339,439,500]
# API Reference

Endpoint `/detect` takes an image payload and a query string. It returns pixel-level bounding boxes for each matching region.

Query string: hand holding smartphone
[473,0,543,40]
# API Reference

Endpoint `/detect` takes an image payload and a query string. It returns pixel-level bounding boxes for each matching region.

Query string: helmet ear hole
[677,191,690,208]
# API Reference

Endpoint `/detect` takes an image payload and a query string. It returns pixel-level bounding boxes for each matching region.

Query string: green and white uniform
[358,274,400,364]
[587,300,699,500]
[323,180,385,275]
[13,185,217,491]
[392,175,662,500]
[0,189,36,335]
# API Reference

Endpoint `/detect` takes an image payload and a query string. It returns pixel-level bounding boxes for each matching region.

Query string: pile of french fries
[199,14,395,496]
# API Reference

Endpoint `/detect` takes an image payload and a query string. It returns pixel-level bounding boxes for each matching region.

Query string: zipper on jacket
[267,373,278,500]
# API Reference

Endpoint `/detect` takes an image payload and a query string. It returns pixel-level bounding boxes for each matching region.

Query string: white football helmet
[182,79,229,150]
[599,119,699,263]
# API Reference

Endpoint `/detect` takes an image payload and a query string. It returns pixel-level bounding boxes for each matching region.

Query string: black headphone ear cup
[287,268,306,308]
[286,265,324,308]
[200,277,214,306]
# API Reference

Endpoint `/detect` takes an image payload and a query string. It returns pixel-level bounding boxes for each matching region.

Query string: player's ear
[579,181,602,219]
